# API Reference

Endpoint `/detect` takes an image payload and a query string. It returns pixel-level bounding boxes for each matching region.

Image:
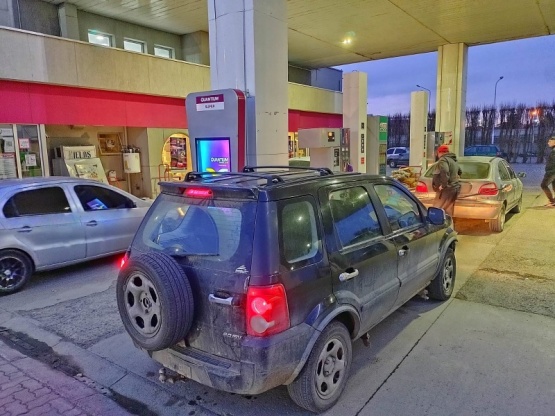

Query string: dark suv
[117,166,457,413]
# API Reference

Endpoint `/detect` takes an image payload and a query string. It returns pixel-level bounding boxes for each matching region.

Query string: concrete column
[436,43,468,156]
[58,3,80,40]
[343,72,367,172]
[409,91,428,167]
[207,0,288,166]
[182,31,210,65]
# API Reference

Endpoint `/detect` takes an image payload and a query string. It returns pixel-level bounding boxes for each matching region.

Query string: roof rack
[242,165,334,176]
[184,166,334,187]
[184,171,284,185]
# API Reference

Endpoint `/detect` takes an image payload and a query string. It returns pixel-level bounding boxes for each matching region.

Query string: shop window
[124,38,145,53]
[160,134,191,181]
[154,45,174,59]
[0,125,17,180]
[88,30,113,47]
[3,187,70,217]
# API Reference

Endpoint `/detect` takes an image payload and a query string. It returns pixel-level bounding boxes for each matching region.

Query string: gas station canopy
[43,0,555,68]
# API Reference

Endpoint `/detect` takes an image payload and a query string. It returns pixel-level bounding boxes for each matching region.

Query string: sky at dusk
[335,34,555,116]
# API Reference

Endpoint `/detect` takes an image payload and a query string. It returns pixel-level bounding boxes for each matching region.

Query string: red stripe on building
[0,80,342,130]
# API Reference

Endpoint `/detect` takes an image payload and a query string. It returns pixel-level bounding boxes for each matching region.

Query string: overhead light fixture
[342,38,352,45]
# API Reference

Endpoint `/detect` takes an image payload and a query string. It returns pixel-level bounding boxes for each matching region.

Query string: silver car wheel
[123,271,162,336]
[315,336,347,400]
[0,251,32,294]
[442,255,454,295]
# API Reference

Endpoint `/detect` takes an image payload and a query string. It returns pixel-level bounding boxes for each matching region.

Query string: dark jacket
[433,153,461,190]
[545,147,555,174]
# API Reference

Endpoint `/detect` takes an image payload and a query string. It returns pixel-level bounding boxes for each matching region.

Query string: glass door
[16,124,44,178]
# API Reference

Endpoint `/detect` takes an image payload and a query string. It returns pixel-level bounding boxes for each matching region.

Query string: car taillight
[246,284,290,336]
[415,181,428,193]
[478,182,499,196]
[185,188,213,198]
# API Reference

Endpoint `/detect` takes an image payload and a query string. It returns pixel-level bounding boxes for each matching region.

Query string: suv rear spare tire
[117,252,194,351]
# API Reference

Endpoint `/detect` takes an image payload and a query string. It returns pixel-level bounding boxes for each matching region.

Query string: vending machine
[185,89,246,172]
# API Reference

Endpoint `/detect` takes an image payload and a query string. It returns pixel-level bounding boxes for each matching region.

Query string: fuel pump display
[195,138,231,172]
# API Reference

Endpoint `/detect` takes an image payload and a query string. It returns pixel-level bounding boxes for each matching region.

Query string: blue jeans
[541,171,555,202]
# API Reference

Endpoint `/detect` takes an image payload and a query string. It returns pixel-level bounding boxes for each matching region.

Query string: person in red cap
[431,145,461,216]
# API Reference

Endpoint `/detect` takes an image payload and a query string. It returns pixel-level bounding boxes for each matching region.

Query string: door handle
[86,220,98,227]
[398,246,409,256]
[339,268,359,282]
[209,293,234,306]
[17,226,32,233]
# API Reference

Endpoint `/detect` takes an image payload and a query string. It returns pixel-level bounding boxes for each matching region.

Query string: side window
[3,187,70,218]
[504,163,517,179]
[74,185,134,211]
[398,149,406,154]
[387,148,394,155]
[498,163,511,181]
[280,199,321,264]
[374,184,423,231]
[329,187,382,248]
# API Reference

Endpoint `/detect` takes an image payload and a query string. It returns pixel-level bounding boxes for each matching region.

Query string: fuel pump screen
[196,138,231,172]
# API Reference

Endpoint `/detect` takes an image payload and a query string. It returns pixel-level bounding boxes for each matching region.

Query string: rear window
[425,161,490,180]
[132,193,256,271]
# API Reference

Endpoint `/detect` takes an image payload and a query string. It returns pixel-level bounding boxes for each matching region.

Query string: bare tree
[465,106,481,146]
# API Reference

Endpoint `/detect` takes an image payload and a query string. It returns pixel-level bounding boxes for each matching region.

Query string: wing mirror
[427,207,446,225]
[517,172,526,178]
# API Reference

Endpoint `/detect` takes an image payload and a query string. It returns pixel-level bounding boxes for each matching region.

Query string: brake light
[478,182,498,196]
[185,188,213,198]
[246,284,290,336]
[415,181,428,193]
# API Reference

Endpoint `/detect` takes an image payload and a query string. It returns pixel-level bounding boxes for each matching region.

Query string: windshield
[132,193,256,271]
[424,161,491,180]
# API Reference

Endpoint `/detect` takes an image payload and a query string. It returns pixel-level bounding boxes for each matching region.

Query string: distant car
[464,145,507,159]
[0,177,152,294]
[386,147,410,167]
[414,156,525,232]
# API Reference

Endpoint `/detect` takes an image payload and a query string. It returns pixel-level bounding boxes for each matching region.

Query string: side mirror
[427,207,446,225]
[517,172,526,178]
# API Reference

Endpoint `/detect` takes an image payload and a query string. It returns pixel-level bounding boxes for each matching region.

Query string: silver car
[414,156,525,232]
[0,177,152,294]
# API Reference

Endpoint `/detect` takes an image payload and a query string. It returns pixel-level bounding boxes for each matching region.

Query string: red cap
[437,145,450,154]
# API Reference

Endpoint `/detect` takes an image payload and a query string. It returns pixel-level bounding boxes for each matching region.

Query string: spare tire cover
[117,252,194,351]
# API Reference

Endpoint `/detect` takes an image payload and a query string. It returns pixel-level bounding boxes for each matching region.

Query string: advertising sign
[196,138,231,172]
[195,94,225,112]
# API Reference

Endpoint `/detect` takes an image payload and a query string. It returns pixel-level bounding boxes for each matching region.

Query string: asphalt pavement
[1,162,554,416]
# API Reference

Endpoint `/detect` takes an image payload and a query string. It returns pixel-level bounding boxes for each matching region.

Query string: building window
[124,38,146,53]
[154,45,174,59]
[87,30,113,47]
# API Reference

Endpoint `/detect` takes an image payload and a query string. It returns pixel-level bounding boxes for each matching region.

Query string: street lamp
[530,109,538,144]
[491,76,504,144]
[416,84,431,130]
